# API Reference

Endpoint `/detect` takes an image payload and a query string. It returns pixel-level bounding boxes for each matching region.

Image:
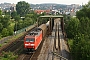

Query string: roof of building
[35,10,51,14]
[40,15,63,18]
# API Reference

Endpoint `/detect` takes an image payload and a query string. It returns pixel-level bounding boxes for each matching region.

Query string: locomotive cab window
[26,38,35,42]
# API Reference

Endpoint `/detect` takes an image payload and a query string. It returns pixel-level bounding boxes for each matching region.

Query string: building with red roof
[34,10,51,14]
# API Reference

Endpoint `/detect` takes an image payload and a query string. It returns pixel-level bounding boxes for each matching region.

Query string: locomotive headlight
[31,44,34,46]
[25,44,28,46]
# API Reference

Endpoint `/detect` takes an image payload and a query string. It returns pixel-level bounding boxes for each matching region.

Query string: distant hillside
[30,3,67,10]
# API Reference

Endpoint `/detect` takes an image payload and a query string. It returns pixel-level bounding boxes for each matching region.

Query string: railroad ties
[52,19,61,60]
[51,18,69,60]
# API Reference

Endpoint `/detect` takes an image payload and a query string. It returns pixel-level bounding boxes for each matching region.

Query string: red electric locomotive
[24,24,47,51]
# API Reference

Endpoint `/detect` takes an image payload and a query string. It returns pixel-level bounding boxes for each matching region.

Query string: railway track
[0,38,24,56]
[16,53,34,60]
[58,23,60,51]
[16,36,47,60]
[16,27,48,60]
[54,23,61,51]
[0,25,36,56]
[52,22,61,60]
[0,23,49,60]
[52,19,69,60]
[3,40,23,52]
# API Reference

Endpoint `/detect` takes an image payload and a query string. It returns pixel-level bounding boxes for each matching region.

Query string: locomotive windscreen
[26,38,35,42]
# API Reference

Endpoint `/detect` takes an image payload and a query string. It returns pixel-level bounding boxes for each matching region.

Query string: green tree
[76,1,90,19]
[23,19,28,27]
[0,33,2,39]
[1,15,10,28]
[79,17,90,36]
[24,17,33,25]
[65,17,80,39]
[16,20,23,30]
[0,10,2,15]
[25,14,37,24]
[66,1,90,59]
[14,15,21,21]
[1,28,9,37]
[16,1,30,17]
[71,34,90,60]
[7,26,14,35]
[0,23,3,32]
[11,11,17,19]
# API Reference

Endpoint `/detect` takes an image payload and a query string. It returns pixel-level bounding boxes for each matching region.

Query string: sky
[0,0,89,5]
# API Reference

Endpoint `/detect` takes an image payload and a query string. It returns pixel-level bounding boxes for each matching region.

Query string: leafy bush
[0,51,18,60]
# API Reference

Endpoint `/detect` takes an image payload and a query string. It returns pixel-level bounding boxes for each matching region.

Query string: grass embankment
[0,32,25,47]
[0,51,18,60]
[67,39,73,50]
[0,32,25,60]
